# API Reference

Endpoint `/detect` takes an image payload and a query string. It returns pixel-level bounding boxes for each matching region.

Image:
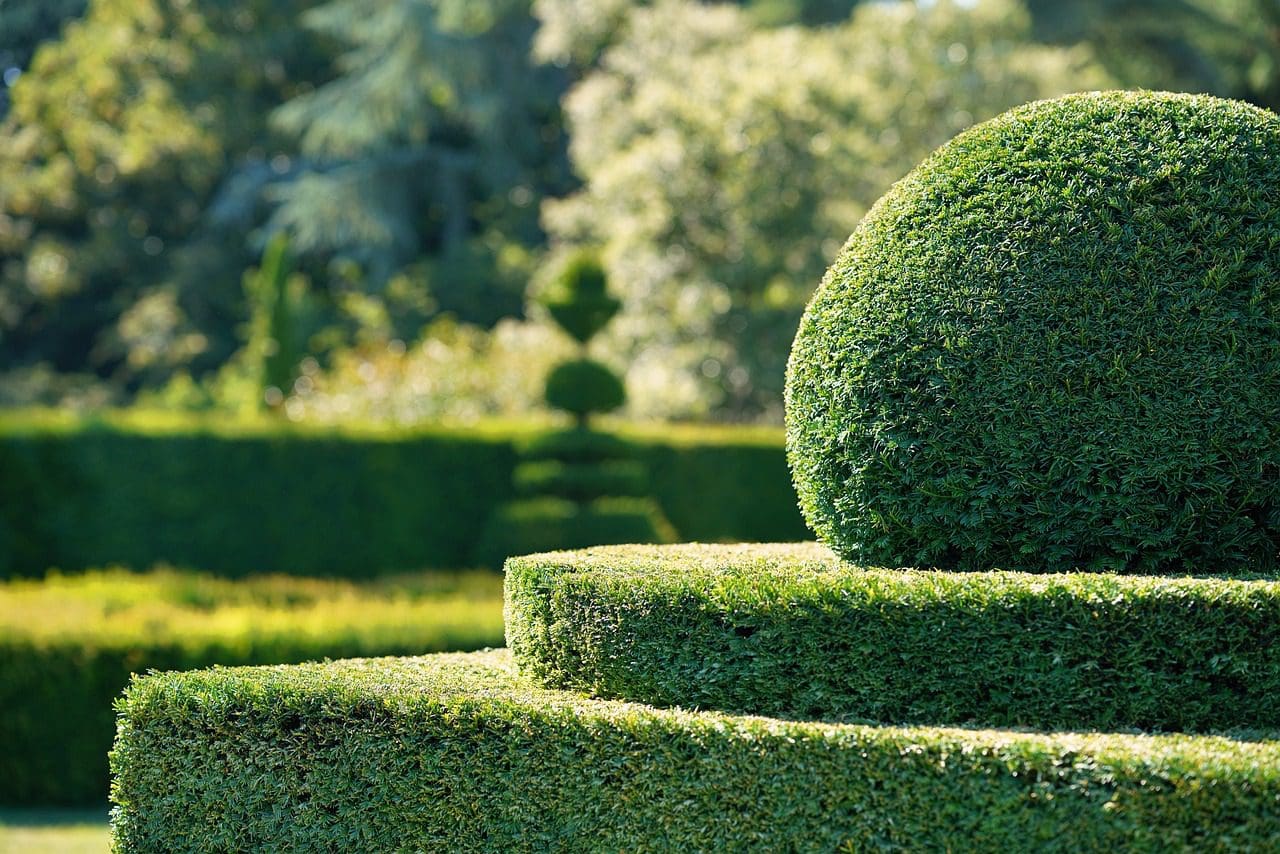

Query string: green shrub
[111,649,1280,852]
[0,567,503,805]
[506,543,1280,733]
[0,412,805,577]
[786,91,1280,573]
[472,497,674,569]
[513,460,647,501]
[540,250,620,344]
[544,359,626,418]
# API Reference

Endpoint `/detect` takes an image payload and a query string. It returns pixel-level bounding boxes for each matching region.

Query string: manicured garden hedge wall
[0,411,806,577]
[111,649,1280,852]
[0,568,503,805]
[506,544,1280,733]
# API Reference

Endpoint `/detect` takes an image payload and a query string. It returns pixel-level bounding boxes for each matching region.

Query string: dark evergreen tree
[267,0,574,328]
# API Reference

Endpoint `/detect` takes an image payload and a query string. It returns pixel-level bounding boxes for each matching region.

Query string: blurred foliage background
[2,0,1278,424]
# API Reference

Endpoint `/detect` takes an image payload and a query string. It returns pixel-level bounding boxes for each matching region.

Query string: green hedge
[0,568,503,806]
[473,497,676,570]
[505,544,1280,733]
[0,411,807,577]
[111,649,1280,852]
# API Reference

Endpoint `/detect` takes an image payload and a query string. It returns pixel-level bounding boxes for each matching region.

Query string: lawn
[0,809,109,854]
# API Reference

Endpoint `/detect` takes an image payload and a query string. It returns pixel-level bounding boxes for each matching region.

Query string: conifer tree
[267,0,572,326]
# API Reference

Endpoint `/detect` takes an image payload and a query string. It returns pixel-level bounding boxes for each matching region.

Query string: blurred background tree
[545,0,1111,419]
[0,0,328,404]
[2,0,1278,422]
[0,0,89,118]
[265,0,573,328]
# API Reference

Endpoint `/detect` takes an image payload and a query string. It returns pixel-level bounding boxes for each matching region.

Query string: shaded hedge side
[111,650,1280,853]
[0,413,807,577]
[506,544,1280,733]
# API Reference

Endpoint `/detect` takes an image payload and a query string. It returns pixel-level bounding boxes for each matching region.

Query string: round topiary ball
[546,358,626,419]
[786,91,1280,574]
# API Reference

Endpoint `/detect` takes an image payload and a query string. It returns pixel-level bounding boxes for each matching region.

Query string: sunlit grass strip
[505,543,1280,732]
[0,569,504,806]
[112,649,1280,853]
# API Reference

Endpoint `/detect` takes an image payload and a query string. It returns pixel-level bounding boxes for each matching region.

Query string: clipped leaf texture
[786,91,1280,573]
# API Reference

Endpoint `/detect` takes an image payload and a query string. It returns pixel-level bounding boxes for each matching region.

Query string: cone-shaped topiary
[786,91,1280,574]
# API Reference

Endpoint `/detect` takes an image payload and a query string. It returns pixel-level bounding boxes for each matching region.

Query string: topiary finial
[541,249,626,426]
[542,250,621,345]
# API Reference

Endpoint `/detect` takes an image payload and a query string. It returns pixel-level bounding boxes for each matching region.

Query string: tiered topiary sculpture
[112,93,1280,851]
[473,251,674,567]
[540,251,626,427]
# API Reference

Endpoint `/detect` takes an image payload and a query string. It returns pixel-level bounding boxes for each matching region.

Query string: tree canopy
[2,0,1278,421]
[546,0,1110,419]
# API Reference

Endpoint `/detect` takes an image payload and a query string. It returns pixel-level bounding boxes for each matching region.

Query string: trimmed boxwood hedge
[0,568,503,806]
[786,91,1280,574]
[505,543,1280,732]
[0,411,807,577]
[111,649,1280,852]
[513,459,647,500]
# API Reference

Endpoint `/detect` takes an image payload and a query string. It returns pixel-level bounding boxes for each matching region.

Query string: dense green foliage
[0,0,87,101]
[787,91,1280,574]
[543,358,625,418]
[1,567,504,805]
[506,543,1280,732]
[477,426,675,567]
[6,1,1280,419]
[540,251,626,420]
[0,0,328,393]
[520,425,634,462]
[473,496,675,570]
[266,0,571,325]
[540,250,618,344]
[513,459,646,500]
[0,413,521,577]
[549,0,1113,419]
[474,246,673,563]
[112,649,1280,852]
[0,412,805,576]
[242,234,304,409]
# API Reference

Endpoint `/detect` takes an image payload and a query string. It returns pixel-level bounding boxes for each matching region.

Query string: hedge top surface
[786,90,1280,574]
[505,543,1280,731]
[1,567,503,649]
[505,541,1279,590]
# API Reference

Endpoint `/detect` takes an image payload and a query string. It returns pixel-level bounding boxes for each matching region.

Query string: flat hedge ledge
[505,543,1280,732]
[111,650,1280,852]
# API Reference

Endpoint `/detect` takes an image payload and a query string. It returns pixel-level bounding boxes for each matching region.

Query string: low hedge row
[0,411,806,577]
[505,544,1280,733]
[111,649,1280,852]
[0,568,503,805]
